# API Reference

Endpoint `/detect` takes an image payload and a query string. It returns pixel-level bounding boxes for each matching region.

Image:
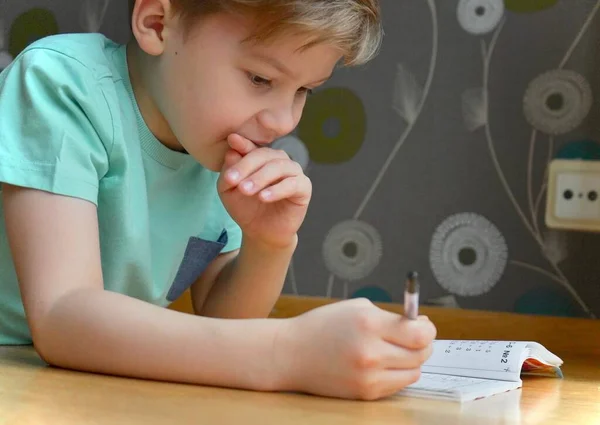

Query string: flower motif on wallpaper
[458,0,600,318]
[457,0,505,35]
[523,69,593,136]
[297,87,367,165]
[429,213,508,297]
[322,219,383,298]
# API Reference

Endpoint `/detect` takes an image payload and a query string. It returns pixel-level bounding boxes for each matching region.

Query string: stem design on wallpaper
[353,0,439,220]
[324,0,439,298]
[473,2,600,318]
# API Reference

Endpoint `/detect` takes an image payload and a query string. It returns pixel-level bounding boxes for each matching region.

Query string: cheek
[208,85,261,128]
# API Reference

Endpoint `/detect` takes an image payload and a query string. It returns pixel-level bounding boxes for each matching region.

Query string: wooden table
[1,295,599,425]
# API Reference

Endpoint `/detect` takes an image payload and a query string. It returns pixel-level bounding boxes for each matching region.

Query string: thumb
[222,148,243,171]
[228,133,259,156]
[218,149,244,193]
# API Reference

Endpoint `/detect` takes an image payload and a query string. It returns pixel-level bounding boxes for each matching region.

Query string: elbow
[25,288,98,367]
[30,325,65,367]
[33,342,59,367]
[27,308,74,368]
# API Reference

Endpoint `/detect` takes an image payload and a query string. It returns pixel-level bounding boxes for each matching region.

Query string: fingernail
[242,181,254,192]
[261,190,272,200]
[228,169,240,181]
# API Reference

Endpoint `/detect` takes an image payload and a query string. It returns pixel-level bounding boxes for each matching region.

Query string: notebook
[396,340,564,402]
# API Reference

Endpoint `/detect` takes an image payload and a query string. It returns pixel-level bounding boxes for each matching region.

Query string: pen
[404,271,419,320]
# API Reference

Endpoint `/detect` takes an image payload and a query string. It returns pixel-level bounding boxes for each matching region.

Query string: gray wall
[287,0,600,320]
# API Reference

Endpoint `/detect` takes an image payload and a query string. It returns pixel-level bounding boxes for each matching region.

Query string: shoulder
[0,33,118,150]
[0,34,120,204]
[14,33,119,82]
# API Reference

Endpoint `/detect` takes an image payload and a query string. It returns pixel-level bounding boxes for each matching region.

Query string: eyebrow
[250,52,332,84]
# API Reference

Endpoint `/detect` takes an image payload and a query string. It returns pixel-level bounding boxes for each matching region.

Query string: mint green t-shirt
[0,33,243,345]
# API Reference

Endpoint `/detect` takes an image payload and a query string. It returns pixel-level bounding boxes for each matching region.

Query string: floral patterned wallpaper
[285,0,600,320]
[1,0,599,319]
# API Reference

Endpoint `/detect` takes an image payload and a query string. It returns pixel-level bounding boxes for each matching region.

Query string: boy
[0,0,436,400]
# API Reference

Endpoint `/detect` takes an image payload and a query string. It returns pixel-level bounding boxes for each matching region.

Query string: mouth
[251,140,273,147]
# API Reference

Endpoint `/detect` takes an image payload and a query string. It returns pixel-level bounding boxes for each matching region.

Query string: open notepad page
[396,340,563,402]
[420,340,563,381]
[396,373,522,402]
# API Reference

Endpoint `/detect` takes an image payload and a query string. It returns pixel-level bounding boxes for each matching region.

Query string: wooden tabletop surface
[1,295,599,425]
[0,346,598,425]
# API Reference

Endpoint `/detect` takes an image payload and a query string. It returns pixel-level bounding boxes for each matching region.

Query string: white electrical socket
[545,159,600,232]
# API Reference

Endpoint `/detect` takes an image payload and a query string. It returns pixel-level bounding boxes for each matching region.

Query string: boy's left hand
[217,133,311,249]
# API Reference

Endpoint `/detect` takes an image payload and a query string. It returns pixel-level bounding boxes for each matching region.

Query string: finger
[218,150,244,193]
[380,340,433,370]
[238,159,303,196]
[223,149,243,169]
[352,368,421,401]
[223,148,289,187]
[358,339,432,371]
[376,368,422,400]
[259,176,311,205]
[383,316,437,350]
[227,133,260,156]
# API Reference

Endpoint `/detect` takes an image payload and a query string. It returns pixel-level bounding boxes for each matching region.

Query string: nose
[257,102,298,142]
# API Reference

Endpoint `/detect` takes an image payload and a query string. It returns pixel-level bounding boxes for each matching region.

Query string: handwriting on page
[423,340,527,378]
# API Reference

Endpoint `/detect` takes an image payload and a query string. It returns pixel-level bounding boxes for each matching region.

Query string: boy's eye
[248,73,271,87]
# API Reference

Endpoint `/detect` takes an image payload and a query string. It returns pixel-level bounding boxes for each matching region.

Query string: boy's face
[138,11,342,172]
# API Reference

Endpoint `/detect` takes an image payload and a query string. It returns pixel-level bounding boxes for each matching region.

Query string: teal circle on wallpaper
[351,286,392,303]
[555,139,600,161]
[297,87,366,165]
[9,8,59,58]
[514,287,581,317]
[504,0,558,13]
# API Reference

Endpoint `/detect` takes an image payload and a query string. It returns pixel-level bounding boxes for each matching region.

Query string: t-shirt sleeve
[0,47,112,205]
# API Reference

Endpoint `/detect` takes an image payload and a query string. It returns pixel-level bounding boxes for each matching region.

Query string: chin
[199,156,225,173]
[182,148,222,172]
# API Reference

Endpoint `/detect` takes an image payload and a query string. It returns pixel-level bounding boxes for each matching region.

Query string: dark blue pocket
[166,229,228,302]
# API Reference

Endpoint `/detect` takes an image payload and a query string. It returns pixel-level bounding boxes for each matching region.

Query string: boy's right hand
[274,298,436,400]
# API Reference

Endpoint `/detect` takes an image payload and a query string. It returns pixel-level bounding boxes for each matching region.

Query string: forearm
[201,234,297,318]
[34,287,286,391]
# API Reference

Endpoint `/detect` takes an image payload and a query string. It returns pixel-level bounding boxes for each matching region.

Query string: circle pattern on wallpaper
[351,286,392,303]
[0,51,13,72]
[457,0,505,35]
[270,135,310,171]
[322,219,382,281]
[514,287,581,317]
[504,0,558,13]
[298,87,366,165]
[523,69,592,136]
[556,139,600,161]
[429,212,508,297]
[9,8,59,58]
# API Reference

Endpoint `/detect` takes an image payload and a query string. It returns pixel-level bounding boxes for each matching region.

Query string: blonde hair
[168,0,383,66]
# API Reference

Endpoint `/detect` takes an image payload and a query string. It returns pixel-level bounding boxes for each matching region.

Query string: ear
[130,0,174,56]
